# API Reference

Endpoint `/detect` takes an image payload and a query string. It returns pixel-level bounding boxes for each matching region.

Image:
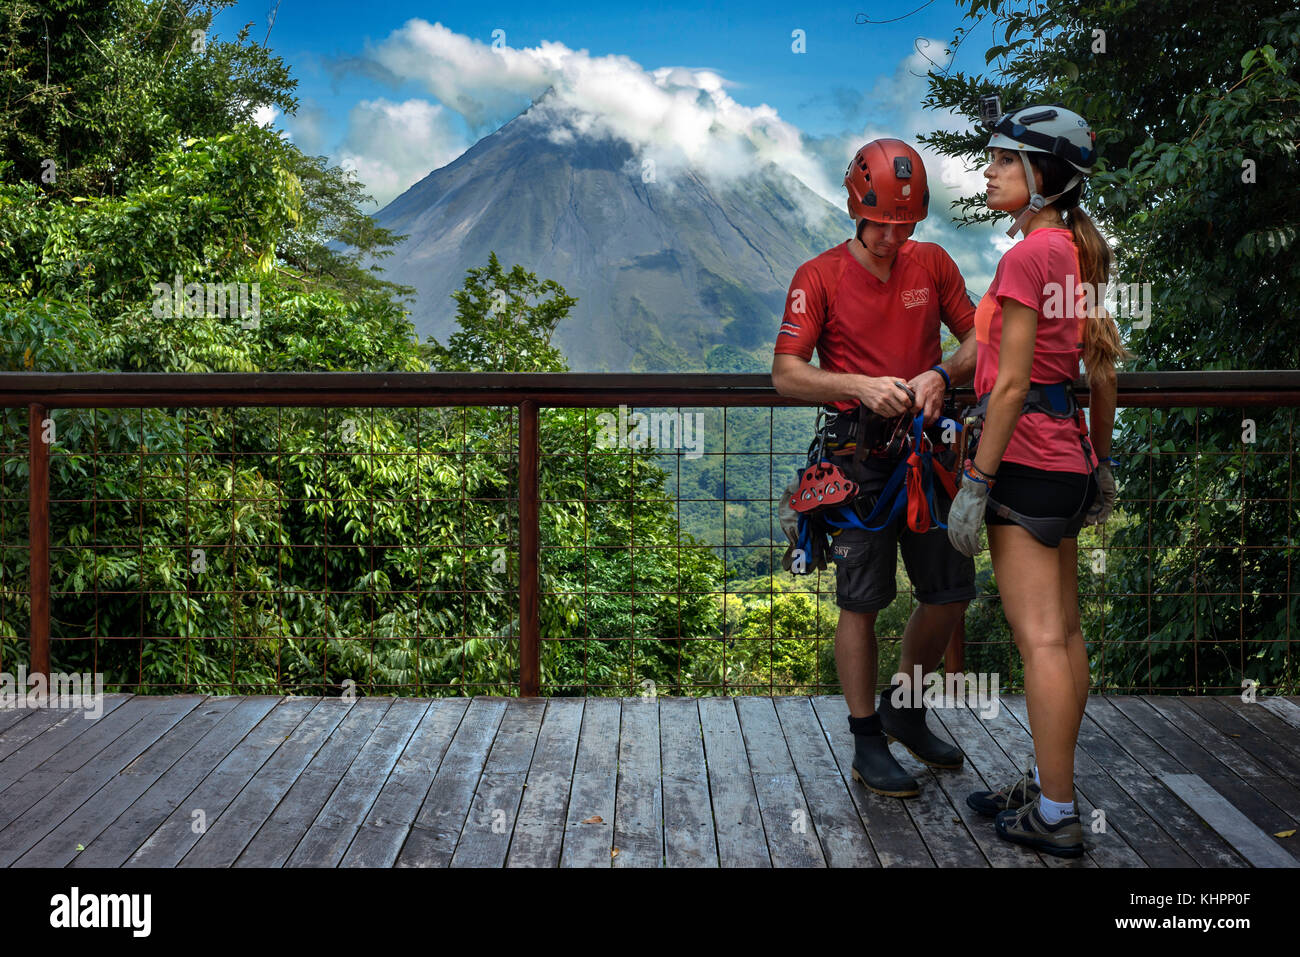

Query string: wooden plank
[179,697,349,867]
[927,703,1049,867]
[879,713,990,869]
[559,697,619,868]
[125,697,319,866]
[340,697,469,868]
[656,697,718,868]
[234,697,394,867]
[0,696,132,762]
[735,696,824,867]
[997,695,1170,867]
[611,696,664,868]
[11,696,235,867]
[448,697,545,867]
[772,697,876,867]
[0,705,42,735]
[70,697,282,868]
[1158,773,1298,868]
[1181,697,1300,788]
[0,695,155,835]
[505,697,584,868]
[0,695,205,866]
[699,696,770,867]
[1107,697,1300,865]
[809,695,933,867]
[1219,696,1300,763]
[1143,697,1300,823]
[0,695,132,784]
[1012,696,1245,866]
[393,697,508,868]
[1258,697,1300,733]
[287,698,431,867]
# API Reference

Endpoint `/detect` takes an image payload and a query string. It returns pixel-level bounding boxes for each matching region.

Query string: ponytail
[1066,206,1134,375]
[1028,151,1136,377]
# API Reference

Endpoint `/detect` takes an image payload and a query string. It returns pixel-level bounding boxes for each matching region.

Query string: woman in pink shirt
[947,102,1130,856]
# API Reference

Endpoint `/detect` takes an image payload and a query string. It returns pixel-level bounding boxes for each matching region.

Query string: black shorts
[985,461,1099,544]
[826,451,976,614]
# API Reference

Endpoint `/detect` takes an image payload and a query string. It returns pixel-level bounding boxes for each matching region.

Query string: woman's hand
[947,465,992,556]
[1085,461,1116,524]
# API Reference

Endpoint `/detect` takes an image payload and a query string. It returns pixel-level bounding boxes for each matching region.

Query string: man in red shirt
[772,138,978,797]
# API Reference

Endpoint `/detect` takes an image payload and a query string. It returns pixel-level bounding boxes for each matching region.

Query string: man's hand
[856,375,917,417]
[905,369,948,424]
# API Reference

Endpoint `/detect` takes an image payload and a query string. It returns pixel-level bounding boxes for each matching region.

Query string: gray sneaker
[994,794,1085,858]
[967,757,1040,816]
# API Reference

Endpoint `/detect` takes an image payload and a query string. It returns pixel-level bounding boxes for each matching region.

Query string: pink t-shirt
[972,227,1098,474]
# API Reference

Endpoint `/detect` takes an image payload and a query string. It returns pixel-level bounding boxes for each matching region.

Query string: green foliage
[0,0,733,697]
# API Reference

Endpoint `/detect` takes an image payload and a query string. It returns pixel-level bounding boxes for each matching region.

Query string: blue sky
[211,0,1017,289]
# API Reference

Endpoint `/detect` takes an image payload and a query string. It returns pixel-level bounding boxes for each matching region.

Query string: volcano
[369,89,849,371]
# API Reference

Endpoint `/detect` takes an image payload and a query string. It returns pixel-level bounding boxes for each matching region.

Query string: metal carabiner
[811,408,830,463]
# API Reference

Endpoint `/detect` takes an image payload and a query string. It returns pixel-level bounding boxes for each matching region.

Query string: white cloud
[336,98,470,208]
[253,104,280,128]
[353,19,841,207]
[333,20,1026,289]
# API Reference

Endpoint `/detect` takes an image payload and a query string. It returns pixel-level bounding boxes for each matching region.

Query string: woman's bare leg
[988,523,1079,805]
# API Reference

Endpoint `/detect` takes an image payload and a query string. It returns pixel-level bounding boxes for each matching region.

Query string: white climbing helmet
[982,98,1099,237]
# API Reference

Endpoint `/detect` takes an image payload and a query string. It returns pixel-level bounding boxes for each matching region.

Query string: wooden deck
[1,694,1299,868]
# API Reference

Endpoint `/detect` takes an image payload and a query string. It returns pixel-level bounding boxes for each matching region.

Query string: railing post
[518,399,539,696]
[28,403,50,683]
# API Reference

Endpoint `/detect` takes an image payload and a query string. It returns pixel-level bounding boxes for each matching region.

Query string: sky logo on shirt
[900,288,930,309]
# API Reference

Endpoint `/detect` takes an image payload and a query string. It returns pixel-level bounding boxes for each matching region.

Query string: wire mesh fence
[0,372,1296,696]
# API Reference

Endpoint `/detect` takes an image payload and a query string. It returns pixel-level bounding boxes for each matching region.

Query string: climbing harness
[783,400,964,576]
[821,411,961,535]
[960,381,1098,545]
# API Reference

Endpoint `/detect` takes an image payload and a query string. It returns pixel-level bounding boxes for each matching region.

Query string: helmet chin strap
[1006,151,1081,237]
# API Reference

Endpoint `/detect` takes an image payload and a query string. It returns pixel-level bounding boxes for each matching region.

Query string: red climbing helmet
[844,138,930,223]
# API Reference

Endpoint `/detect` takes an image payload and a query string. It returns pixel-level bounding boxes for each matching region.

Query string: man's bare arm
[904,325,978,423]
[771,354,916,418]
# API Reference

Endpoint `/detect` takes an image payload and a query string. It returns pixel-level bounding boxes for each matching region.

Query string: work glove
[947,464,992,557]
[1085,461,1116,525]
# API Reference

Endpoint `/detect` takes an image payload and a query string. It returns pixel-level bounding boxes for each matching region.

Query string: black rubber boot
[850,725,920,798]
[878,684,964,769]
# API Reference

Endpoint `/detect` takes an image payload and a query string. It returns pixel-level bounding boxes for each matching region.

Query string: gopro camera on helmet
[978,93,1002,130]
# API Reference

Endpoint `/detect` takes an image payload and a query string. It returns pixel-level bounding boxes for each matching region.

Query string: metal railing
[1,370,1297,696]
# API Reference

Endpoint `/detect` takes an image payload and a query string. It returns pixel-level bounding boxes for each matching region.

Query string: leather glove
[947,465,992,557]
[1085,461,1116,525]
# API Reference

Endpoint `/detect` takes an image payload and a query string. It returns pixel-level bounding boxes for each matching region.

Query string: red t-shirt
[774,240,976,412]
[972,226,1098,474]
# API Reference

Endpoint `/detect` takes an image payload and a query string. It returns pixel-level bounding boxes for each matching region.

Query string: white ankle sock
[1038,794,1075,824]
